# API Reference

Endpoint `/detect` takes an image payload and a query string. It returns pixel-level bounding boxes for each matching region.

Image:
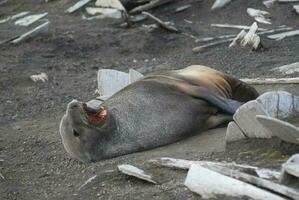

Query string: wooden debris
[97,69,129,98]
[193,26,293,53]
[195,34,236,43]
[11,20,50,44]
[247,8,271,24]
[129,69,144,83]
[129,0,174,14]
[85,7,122,19]
[0,11,30,24]
[142,11,179,32]
[30,72,49,82]
[294,5,299,14]
[256,91,298,119]
[263,0,276,8]
[184,164,285,200]
[211,0,232,10]
[267,29,299,40]
[278,0,299,2]
[117,164,157,184]
[14,13,48,27]
[242,77,299,84]
[234,100,273,138]
[226,121,246,142]
[0,172,5,180]
[192,38,233,53]
[78,175,98,190]
[256,115,299,145]
[174,4,191,13]
[65,0,92,14]
[211,166,299,200]
[229,22,261,50]
[149,157,281,179]
[281,154,299,185]
[211,23,268,31]
[272,62,299,75]
[95,0,126,11]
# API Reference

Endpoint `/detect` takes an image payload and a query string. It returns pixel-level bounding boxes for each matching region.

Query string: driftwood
[211,166,299,200]
[184,164,286,200]
[142,11,179,32]
[263,0,276,8]
[78,175,98,190]
[193,26,293,53]
[65,0,92,14]
[11,20,50,44]
[229,22,261,50]
[14,13,48,27]
[278,0,299,2]
[272,62,299,75]
[241,77,299,84]
[0,11,30,24]
[129,0,174,14]
[149,157,280,179]
[211,23,268,31]
[267,29,299,40]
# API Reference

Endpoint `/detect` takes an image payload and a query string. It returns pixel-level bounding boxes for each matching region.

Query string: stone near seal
[59,65,258,162]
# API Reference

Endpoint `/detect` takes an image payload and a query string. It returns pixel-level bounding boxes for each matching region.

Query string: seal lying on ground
[60,65,258,163]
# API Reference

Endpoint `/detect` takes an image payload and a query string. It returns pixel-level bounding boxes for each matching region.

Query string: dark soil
[0,0,299,199]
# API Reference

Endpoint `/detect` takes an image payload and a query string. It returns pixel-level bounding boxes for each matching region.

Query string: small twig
[130,0,175,14]
[142,11,179,32]
[0,172,5,180]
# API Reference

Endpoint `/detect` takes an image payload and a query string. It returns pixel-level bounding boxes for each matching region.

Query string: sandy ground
[0,0,299,199]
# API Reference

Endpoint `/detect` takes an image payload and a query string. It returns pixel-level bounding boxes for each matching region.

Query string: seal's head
[59,99,114,163]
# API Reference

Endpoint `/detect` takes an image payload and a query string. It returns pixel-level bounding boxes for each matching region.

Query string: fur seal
[60,65,258,162]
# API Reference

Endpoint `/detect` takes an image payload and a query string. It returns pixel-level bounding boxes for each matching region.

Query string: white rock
[97,69,129,98]
[30,72,48,82]
[85,7,122,19]
[14,13,48,26]
[95,0,126,11]
[256,115,299,144]
[257,91,299,119]
[294,5,299,14]
[184,164,285,200]
[233,100,272,138]
[117,164,156,184]
[225,121,246,142]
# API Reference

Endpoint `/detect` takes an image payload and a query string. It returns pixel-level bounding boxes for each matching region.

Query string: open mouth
[82,102,107,125]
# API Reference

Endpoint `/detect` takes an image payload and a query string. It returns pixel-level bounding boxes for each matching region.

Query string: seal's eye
[73,129,80,137]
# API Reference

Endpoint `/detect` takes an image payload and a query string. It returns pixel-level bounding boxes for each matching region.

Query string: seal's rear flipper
[177,84,244,115]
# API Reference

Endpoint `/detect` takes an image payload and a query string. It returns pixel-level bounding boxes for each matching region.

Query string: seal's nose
[68,99,79,109]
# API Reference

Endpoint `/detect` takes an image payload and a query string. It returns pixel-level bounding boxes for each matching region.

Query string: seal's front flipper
[176,84,243,115]
[206,114,233,129]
